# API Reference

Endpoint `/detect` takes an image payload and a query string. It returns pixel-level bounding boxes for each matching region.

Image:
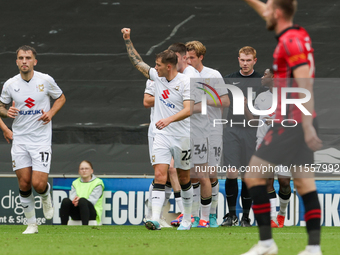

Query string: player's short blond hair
[239,46,257,58]
[185,41,206,58]
[273,0,297,19]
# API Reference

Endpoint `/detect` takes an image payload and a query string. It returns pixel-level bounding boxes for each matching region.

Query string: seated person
[60,160,104,225]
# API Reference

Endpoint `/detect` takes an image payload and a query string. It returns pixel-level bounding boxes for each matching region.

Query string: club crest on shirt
[175,86,179,91]
[37,84,44,92]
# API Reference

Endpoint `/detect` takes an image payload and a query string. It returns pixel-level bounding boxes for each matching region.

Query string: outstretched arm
[242,0,267,20]
[121,28,150,79]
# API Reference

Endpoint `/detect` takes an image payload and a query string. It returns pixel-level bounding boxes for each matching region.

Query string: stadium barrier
[0,176,339,226]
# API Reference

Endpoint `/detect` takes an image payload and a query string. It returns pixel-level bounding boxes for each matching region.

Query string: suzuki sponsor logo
[19,110,42,115]
[159,97,175,109]
[162,89,170,99]
[25,98,35,108]
[159,89,175,108]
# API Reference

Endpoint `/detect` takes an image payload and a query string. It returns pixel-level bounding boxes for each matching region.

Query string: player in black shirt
[221,46,266,227]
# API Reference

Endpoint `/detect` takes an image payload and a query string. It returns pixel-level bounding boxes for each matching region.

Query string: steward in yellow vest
[60,160,104,225]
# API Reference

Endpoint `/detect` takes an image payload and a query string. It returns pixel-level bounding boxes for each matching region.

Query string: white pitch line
[146,14,195,56]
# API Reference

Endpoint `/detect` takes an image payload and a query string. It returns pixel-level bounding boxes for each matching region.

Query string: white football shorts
[208,135,222,167]
[192,137,208,164]
[151,133,192,170]
[148,135,154,163]
[11,144,52,173]
[275,165,292,177]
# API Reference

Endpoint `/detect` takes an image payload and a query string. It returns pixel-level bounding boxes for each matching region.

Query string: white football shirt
[199,66,228,136]
[254,90,275,141]
[183,66,210,139]
[149,68,193,137]
[144,79,155,137]
[0,71,63,145]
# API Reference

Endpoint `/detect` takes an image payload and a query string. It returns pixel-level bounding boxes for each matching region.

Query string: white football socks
[145,183,153,220]
[270,197,277,219]
[175,195,184,213]
[210,181,219,215]
[201,201,211,221]
[278,197,290,216]
[192,182,200,218]
[40,182,51,199]
[160,185,172,218]
[20,192,36,224]
[181,186,193,226]
[151,190,165,222]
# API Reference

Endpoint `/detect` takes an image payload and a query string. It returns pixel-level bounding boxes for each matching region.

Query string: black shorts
[255,119,318,166]
[223,126,257,169]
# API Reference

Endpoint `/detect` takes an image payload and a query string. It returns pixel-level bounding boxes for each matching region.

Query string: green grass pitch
[0,225,338,254]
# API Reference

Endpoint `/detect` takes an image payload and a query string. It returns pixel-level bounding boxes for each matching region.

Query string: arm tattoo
[125,39,150,79]
[0,101,8,118]
[136,62,151,78]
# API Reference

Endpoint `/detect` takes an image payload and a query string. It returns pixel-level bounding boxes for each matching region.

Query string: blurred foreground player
[242,0,322,255]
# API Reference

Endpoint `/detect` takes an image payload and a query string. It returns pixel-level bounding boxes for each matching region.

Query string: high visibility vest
[72,177,104,224]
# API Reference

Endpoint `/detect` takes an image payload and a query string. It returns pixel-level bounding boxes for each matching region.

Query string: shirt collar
[276,25,300,41]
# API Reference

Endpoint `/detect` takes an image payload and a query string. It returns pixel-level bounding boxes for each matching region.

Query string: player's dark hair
[269,68,274,75]
[16,45,37,58]
[80,160,93,170]
[168,43,187,56]
[156,49,177,66]
[273,0,297,19]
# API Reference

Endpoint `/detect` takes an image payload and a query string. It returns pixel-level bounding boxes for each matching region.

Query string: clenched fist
[121,28,131,40]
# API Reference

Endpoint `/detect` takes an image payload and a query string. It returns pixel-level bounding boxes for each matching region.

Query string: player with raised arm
[186,41,230,228]
[0,45,66,234]
[121,28,194,230]
[144,43,202,228]
[241,1,322,255]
